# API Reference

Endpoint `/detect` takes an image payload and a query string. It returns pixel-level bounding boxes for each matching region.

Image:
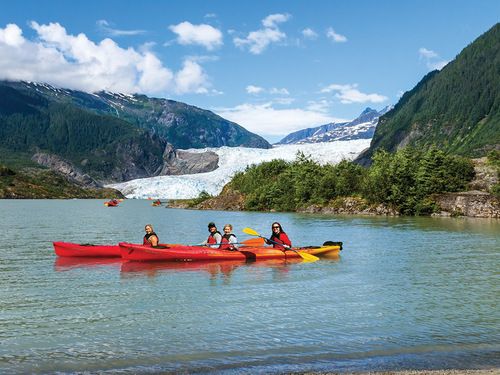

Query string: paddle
[243,227,319,261]
[192,238,265,247]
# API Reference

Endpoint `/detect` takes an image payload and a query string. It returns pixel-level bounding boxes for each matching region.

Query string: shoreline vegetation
[167,149,500,218]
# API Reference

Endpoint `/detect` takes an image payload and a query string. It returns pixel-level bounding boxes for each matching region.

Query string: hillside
[1,80,271,150]
[0,85,219,184]
[355,23,500,166]
[0,165,123,199]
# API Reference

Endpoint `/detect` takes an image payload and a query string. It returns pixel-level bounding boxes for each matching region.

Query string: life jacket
[270,232,291,250]
[144,232,159,246]
[220,233,236,250]
[207,231,222,246]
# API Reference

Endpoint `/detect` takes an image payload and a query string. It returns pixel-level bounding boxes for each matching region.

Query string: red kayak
[104,199,122,207]
[119,242,341,262]
[53,242,121,257]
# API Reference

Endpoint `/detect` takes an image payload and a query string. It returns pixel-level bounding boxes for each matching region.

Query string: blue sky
[0,1,499,143]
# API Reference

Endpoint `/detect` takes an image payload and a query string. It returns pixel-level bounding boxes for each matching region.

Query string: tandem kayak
[53,242,122,257]
[119,242,341,262]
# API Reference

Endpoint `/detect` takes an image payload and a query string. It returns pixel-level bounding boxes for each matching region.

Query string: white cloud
[326,27,347,43]
[419,47,448,70]
[233,13,290,54]
[262,13,291,28]
[169,21,223,51]
[97,20,147,37]
[269,87,289,95]
[302,28,318,39]
[320,83,387,104]
[246,85,265,94]
[214,102,344,136]
[0,23,25,46]
[0,22,211,95]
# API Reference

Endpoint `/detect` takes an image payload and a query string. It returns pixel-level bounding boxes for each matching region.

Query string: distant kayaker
[203,222,222,248]
[144,224,159,247]
[263,222,292,250]
[220,224,239,251]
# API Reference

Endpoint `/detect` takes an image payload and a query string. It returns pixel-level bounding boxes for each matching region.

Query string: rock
[31,153,102,188]
[431,191,500,218]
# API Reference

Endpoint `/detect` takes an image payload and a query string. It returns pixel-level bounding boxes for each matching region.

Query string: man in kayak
[144,224,159,246]
[263,222,291,250]
[203,222,222,248]
[220,224,239,251]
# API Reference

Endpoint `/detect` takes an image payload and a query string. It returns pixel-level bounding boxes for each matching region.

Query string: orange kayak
[119,242,341,262]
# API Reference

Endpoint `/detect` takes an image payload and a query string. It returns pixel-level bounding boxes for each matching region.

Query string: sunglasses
[272,226,280,229]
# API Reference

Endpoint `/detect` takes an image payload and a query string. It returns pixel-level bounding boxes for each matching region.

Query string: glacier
[106,139,371,199]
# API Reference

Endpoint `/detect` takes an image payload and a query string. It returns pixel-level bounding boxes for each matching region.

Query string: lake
[0,199,499,375]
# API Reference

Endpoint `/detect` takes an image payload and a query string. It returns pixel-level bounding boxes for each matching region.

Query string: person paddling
[263,222,291,250]
[203,222,222,249]
[220,224,239,251]
[144,224,159,247]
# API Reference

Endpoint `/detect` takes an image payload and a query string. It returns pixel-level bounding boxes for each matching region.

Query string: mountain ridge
[355,22,500,166]
[276,105,393,145]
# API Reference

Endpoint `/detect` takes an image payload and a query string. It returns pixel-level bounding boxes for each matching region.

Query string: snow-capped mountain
[106,139,371,199]
[277,105,393,145]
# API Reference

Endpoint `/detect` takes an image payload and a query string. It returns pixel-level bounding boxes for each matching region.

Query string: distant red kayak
[104,199,123,207]
[53,242,121,257]
[119,242,341,262]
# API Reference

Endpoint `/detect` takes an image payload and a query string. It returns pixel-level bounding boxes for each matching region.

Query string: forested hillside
[356,23,500,166]
[1,81,271,150]
[0,85,169,181]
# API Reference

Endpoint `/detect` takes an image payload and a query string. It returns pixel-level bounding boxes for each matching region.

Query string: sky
[0,1,499,143]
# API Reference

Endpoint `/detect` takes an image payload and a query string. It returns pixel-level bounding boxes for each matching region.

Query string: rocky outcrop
[194,190,246,211]
[431,191,500,218]
[298,197,399,216]
[158,145,219,175]
[32,153,102,188]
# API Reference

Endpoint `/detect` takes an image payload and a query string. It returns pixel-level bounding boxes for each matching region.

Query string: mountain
[355,22,500,166]
[1,80,271,150]
[0,84,219,185]
[276,106,392,145]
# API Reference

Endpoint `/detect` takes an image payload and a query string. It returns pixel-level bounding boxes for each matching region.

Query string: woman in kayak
[220,224,239,251]
[203,222,222,248]
[264,222,291,250]
[144,224,159,247]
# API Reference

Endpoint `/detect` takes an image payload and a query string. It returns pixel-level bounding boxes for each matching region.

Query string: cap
[208,222,216,228]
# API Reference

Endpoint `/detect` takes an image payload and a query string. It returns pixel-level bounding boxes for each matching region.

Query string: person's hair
[224,224,232,231]
[145,224,153,231]
[272,222,284,232]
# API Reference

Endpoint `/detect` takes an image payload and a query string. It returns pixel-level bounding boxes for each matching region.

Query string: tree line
[227,146,479,215]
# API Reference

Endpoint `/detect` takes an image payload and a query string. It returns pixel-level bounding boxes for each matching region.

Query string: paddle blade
[297,252,319,261]
[243,228,259,237]
[240,237,265,247]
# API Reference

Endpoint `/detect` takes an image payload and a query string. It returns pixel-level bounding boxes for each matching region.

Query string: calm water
[0,199,499,375]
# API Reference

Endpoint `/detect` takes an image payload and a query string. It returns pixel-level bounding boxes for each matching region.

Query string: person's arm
[150,235,159,247]
[230,236,239,250]
[281,233,291,247]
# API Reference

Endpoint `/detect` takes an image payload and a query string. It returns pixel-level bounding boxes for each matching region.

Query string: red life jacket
[270,232,291,250]
[220,233,236,250]
[207,231,222,247]
[143,232,158,246]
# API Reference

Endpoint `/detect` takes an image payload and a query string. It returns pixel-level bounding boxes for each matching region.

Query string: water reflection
[118,258,312,283]
[53,256,125,271]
